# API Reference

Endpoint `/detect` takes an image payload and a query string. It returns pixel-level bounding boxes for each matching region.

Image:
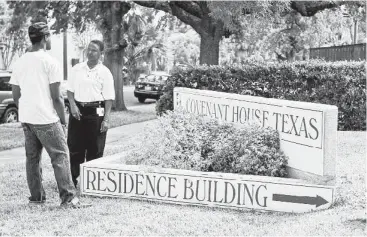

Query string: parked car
[0,71,18,123]
[134,71,170,103]
[0,71,70,123]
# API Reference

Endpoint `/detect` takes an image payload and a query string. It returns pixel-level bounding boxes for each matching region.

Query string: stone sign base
[286,167,336,186]
[81,153,335,213]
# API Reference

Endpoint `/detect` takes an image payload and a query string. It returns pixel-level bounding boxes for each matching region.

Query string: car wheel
[2,107,18,123]
[138,97,146,103]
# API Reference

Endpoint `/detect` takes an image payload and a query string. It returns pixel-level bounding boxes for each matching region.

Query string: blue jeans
[21,122,76,204]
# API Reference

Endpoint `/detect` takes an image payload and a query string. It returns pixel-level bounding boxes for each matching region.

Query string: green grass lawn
[0,131,365,236]
[0,109,156,152]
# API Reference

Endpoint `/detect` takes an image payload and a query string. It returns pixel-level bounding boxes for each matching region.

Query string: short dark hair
[29,35,48,45]
[90,40,104,52]
[28,22,50,45]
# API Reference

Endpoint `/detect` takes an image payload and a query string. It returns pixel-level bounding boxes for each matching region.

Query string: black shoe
[28,196,46,205]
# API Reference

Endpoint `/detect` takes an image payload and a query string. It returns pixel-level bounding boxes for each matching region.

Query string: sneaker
[28,196,46,205]
[60,197,92,209]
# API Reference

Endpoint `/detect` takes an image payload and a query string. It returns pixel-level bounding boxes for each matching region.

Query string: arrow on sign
[272,194,328,207]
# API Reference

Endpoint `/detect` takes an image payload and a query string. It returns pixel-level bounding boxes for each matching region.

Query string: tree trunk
[199,33,221,65]
[104,50,126,110]
[100,1,129,111]
[198,18,224,65]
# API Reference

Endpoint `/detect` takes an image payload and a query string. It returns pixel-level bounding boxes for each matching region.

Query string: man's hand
[70,104,81,120]
[100,120,109,133]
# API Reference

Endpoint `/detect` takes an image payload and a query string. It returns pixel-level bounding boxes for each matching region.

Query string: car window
[0,77,12,91]
[146,75,156,81]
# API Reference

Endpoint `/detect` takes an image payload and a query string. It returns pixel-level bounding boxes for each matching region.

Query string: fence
[309,43,366,61]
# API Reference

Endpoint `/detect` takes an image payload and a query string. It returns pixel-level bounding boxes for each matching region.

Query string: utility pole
[0,41,4,70]
[63,31,68,80]
[353,19,358,44]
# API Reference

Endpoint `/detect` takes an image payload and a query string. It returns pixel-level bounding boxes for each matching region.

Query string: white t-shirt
[67,62,115,102]
[9,51,62,124]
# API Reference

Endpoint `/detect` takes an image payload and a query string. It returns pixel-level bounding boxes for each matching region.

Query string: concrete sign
[173,88,338,178]
[81,163,334,213]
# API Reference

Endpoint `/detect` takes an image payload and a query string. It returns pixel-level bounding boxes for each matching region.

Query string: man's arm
[100,100,112,133]
[67,90,81,120]
[50,82,67,125]
[11,85,21,108]
[103,100,113,121]
[100,66,115,133]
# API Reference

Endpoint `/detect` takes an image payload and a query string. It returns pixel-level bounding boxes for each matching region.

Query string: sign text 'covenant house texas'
[177,93,321,146]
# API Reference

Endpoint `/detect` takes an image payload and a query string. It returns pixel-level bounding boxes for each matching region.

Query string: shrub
[127,109,288,177]
[157,60,366,131]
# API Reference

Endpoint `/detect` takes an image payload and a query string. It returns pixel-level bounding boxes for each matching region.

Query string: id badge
[97,107,104,116]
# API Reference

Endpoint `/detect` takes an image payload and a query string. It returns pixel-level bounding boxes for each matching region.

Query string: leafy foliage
[135,1,363,65]
[0,2,28,69]
[166,30,200,68]
[219,4,366,63]
[128,109,288,177]
[154,10,200,71]
[157,60,366,131]
[207,1,291,32]
[122,4,167,84]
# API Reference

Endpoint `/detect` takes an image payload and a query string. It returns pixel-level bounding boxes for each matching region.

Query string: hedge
[157,60,366,131]
[127,109,288,177]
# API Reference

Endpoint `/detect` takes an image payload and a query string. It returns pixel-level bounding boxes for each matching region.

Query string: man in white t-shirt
[9,22,90,208]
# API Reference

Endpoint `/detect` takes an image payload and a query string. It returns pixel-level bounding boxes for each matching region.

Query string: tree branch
[134,1,202,32]
[168,2,202,31]
[133,1,172,13]
[290,1,345,16]
[174,1,202,18]
[198,1,211,15]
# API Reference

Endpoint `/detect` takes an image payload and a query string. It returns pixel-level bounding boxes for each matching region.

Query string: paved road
[123,85,157,107]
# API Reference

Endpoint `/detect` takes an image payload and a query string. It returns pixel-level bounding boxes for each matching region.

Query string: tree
[219,2,366,63]
[153,10,200,71]
[340,3,366,44]
[167,30,200,67]
[134,1,365,65]
[122,4,165,84]
[0,1,28,70]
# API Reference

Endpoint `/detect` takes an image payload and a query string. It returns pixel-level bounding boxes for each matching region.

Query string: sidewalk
[0,118,157,165]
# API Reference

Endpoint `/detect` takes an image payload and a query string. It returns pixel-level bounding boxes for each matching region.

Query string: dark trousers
[67,106,107,186]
